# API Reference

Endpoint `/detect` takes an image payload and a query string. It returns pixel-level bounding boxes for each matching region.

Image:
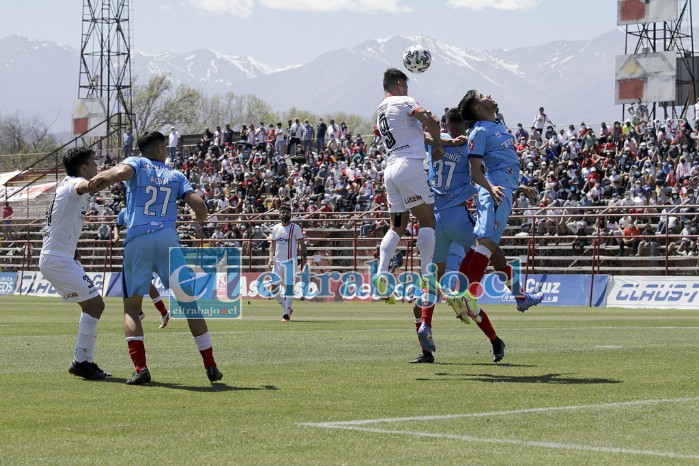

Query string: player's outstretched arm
[86,164,135,193]
[413,109,443,160]
[183,192,208,224]
[424,134,467,147]
[469,158,504,205]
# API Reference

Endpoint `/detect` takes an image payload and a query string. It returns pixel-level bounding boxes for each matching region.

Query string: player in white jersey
[374,68,443,301]
[268,206,307,321]
[38,147,109,380]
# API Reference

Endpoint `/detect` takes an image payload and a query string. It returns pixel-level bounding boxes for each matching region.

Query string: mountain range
[0,30,633,134]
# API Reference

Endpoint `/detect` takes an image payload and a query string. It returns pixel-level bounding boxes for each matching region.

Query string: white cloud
[189,0,255,18]
[188,0,411,16]
[446,0,542,11]
[160,3,172,12]
[259,0,412,13]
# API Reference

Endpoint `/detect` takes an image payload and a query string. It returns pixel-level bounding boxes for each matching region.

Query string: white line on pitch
[305,426,699,460]
[300,396,699,427]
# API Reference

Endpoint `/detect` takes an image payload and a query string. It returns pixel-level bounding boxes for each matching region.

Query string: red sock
[476,309,497,341]
[127,340,147,372]
[200,347,216,368]
[459,249,489,296]
[154,299,168,316]
[421,304,434,327]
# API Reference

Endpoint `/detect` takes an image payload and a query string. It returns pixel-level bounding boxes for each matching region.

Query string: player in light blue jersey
[114,208,171,328]
[456,90,543,319]
[89,131,222,385]
[410,109,505,363]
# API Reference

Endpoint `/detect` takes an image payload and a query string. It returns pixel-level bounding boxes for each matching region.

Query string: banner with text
[15,271,110,298]
[0,272,17,296]
[104,271,608,307]
[478,274,609,307]
[605,276,699,309]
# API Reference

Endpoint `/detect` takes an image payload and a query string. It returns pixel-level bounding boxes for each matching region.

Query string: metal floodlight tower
[78,0,133,138]
[622,0,696,121]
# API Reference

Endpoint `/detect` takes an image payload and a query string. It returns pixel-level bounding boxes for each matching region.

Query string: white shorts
[273,260,298,288]
[39,254,99,303]
[384,158,434,213]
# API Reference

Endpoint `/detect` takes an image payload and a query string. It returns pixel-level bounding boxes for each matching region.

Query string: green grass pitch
[1,296,698,464]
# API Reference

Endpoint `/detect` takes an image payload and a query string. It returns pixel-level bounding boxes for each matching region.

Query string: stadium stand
[2,118,699,277]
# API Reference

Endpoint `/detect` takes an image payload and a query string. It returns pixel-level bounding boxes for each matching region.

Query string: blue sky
[0,0,645,67]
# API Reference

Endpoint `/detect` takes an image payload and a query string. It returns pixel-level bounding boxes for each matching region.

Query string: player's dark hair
[137,131,166,157]
[383,68,408,91]
[446,108,463,123]
[63,147,94,177]
[458,90,479,122]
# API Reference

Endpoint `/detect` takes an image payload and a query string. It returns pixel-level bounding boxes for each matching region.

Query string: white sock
[416,227,436,276]
[193,332,212,352]
[474,243,493,259]
[284,296,294,314]
[125,336,144,342]
[275,292,285,310]
[379,229,401,273]
[75,313,99,363]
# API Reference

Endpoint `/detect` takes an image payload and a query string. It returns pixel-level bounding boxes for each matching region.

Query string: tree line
[132,74,374,139]
[0,73,375,168]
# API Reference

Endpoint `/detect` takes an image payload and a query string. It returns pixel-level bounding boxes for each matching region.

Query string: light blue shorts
[122,228,183,298]
[474,185,514,244]
[445,242,466,272]
[434,205,475,264]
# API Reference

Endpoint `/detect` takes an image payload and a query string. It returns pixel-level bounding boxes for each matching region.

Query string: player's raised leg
[490,248,544,312]
[149,283,170,328]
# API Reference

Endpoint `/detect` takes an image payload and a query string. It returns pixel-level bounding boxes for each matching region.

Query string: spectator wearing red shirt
[587,167,602,183]
[622,221,641,256]
[2,202,13,238]
[373,188,387,208]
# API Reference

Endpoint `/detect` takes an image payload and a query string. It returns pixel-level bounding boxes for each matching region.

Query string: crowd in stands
[83,105,699,258]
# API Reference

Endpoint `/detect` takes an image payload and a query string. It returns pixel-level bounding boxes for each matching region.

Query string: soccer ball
[402,45,432,74]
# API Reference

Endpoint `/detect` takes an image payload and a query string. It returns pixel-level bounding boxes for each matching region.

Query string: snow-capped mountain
[132,48,277,89]
[0,30,632,133]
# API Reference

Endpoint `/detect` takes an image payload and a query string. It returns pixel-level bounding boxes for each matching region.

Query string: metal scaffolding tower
[622,0,696,121]
[78,0,133,137]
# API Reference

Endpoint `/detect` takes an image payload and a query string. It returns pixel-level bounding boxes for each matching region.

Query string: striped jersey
[270,222,304,262]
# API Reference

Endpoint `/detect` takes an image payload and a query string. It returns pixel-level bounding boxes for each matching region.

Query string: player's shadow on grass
[149,382,280,392]
[417,373,621,385]
[434,362,536,368]
[103,378,279,392]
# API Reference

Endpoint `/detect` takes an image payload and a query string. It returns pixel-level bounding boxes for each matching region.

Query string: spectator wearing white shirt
[275,122,286,156]
[287,118,302,156]
[168,127,181,160]
[532,107,554,131]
